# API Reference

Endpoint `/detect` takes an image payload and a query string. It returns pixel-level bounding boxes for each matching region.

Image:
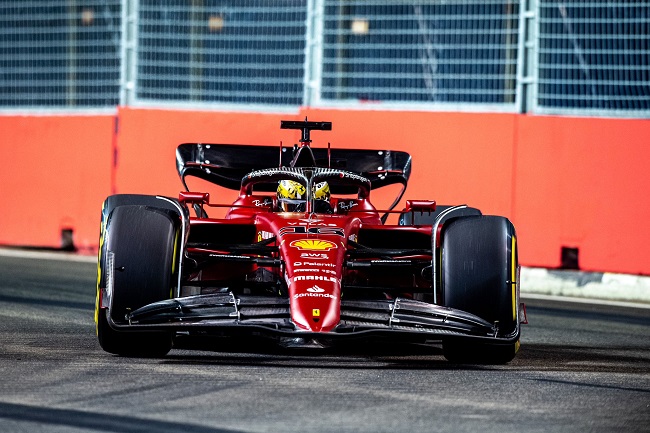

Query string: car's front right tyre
[96,201,178,357]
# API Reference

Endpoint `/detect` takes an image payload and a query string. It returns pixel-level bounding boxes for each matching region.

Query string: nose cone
[290,280,341,332]
[271,216,348,333]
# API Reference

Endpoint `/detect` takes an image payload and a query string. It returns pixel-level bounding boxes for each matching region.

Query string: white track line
[0,247,96,263]
[522,292,650,309]
[2,247,649,309]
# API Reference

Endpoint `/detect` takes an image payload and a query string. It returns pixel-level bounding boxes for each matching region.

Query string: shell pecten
[289,239,338,251]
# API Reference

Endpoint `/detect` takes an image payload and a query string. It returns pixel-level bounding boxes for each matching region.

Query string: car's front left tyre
[439,216,520,364]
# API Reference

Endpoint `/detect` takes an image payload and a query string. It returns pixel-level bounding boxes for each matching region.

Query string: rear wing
[176,143,412,193]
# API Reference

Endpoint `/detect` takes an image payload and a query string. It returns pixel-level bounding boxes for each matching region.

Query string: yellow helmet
[313,181,330,202]
[313,181,332,213]
[277,179,306,200]
[277,180,307,212]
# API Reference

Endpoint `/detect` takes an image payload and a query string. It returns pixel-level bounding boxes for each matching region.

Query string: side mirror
[179,191,210,205]
[404,200,436,214]
[179,192,210,218]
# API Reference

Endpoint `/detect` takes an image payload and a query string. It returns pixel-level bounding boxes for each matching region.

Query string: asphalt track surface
[0,254,649,433]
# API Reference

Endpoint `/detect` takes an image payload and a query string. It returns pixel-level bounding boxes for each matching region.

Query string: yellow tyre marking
[170,229,180,298]
[171,230,179,275]
[94,212,106,334]
[510,236,517,320]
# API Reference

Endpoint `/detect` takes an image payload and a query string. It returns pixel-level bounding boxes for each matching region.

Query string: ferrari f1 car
[95,120,525,363]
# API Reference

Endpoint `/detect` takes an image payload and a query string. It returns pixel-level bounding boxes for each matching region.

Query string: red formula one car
[94,120,524,363]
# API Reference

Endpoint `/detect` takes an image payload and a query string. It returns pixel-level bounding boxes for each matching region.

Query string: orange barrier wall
[0,114,115,253]
[514,115,650,274]
[1,108,648,275]
[114,108,516,217]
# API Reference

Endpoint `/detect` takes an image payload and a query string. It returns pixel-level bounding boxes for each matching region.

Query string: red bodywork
[97,120,521,362]
[182,190,432,334]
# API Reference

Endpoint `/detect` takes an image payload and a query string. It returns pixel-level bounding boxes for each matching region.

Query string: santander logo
[293,284,336,300]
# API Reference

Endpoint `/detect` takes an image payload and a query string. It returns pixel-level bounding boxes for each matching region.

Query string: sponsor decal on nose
[293,284,337,300]
[293,275,338,283]
[290,239,337,251]
[300,253,328,259]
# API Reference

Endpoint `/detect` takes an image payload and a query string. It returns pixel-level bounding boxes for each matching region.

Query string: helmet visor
[278,199,306,212]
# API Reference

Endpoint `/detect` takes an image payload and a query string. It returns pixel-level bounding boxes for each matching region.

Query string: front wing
[105,293,520,344]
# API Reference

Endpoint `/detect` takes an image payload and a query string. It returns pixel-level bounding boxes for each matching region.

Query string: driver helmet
[277,179,307,212]
[312,181,332,213]
[313,181,330,202]
[276,180,331,212]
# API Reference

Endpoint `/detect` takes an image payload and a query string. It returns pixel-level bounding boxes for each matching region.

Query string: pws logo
[290,239,338,251]
[300,253,328,260]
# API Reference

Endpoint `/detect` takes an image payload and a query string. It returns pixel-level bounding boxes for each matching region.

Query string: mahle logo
[290,239,337,251]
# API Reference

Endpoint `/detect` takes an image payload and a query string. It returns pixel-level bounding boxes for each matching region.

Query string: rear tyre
[96,203,178,356]
[440,216,519,364]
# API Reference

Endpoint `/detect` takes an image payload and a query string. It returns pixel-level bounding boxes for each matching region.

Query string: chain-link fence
[535,1,650,116]
[318,1,521,109]
[1,0,648,117]
[0,1,121,109]
[135,0,307,107]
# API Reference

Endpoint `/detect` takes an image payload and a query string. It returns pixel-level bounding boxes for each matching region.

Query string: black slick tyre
[96,203,178,357]
[440,216,519,364]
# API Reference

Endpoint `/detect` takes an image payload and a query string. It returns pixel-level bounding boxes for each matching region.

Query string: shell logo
[290,239,338,251]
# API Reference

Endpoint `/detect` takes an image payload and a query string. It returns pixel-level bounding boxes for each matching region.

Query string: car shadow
[0,401,246,433]
[155,335,650,374]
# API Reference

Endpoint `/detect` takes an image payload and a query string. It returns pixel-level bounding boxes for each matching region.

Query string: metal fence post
[303,0,325,107]
[120,0,138,106]
[518,0,537,113]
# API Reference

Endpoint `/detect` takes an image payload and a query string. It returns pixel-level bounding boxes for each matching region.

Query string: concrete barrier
[1,108,649,275]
